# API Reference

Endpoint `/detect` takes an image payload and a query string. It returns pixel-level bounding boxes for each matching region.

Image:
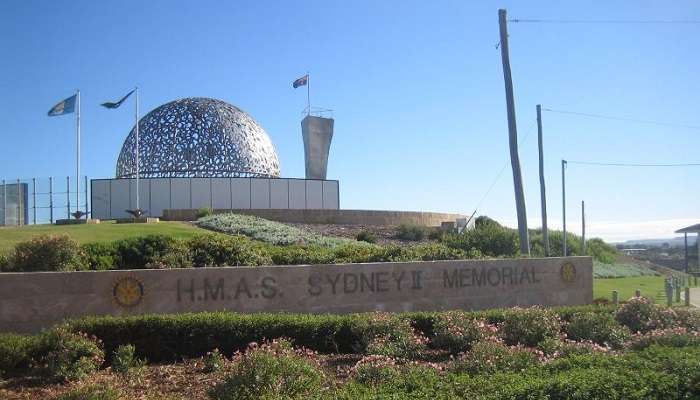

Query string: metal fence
[0,176,89,226]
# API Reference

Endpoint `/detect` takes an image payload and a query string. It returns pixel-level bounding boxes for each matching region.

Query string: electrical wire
[542,108,700,130]
[566,160,700,167]
[509,19,700,25]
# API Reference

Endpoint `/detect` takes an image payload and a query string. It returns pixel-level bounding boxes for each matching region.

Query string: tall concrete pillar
[302,115,334,180]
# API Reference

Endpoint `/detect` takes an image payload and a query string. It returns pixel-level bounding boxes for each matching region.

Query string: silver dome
[116,97,281,178]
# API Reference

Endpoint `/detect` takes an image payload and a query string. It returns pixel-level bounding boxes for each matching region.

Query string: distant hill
[616,236,697,248]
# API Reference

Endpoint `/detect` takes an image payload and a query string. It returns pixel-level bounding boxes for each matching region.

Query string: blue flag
[48,94,77,116]
[293,74,308,88]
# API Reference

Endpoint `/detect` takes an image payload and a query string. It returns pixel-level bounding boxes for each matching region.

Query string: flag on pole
[292,74,308,88]
[47,94,77,116]
[101,89,135,109]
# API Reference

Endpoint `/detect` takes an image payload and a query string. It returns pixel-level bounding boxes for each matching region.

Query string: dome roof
[116,97,280,178]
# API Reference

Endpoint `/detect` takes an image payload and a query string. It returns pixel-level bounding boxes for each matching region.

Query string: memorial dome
[116,97,280,178]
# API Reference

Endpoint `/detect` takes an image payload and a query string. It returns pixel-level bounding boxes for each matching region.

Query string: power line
[509,18,700,25]
[542,108,700,130]
[566,160,700,167]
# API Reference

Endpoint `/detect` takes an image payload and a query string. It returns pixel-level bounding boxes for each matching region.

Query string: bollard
[676,286,682,303]
[612,290,619,306]
[686,287,691,307]
[635,289,641,298]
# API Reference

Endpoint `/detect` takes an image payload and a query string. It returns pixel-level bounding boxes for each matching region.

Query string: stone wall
[162,208,468,227]
[0,257,592,333]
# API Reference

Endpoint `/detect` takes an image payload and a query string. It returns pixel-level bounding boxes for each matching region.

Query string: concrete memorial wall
[0,257,591,333]
[91,177,340,219]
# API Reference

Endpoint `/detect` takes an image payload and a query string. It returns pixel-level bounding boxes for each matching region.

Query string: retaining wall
[162,208,468,227]
[0,257,592,333]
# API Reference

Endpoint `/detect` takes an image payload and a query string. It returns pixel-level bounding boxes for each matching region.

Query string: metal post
[306,72,310,115]
[635,289,641,298]
[685,233,689,274]
[498,9,530,255]
[562,159,567,256]
[49,177,53,224]
[135,86,140,211]
[66,176,70,218]
[32,178,36,224]
[16,179,21,226]
[536,104,550,257]
[612,290,619,306]
[84,175,88,218]
[581,200,586,255]
[1,179,5,226]
[76,90,81,218]
[685,287,691,307]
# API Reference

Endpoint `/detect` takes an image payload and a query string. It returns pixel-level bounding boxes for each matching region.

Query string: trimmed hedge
[60,305,617,363]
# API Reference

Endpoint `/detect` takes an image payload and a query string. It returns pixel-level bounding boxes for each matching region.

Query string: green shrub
[34,327,104,382]
[0,333,39,377]
[615,297,675,333]
[196,207,214,219]
[442,223,518,257]
[10,234,87,272]
[355,230,377,244]
[430,311,490,354]
[351,313,427,359]
[449,340,540,375]
[395,224,429,241]
[566,311,630,348]
[112,234,191,269]
[499,307,561,347]
[188,234,272,267]
[0,252,11,272]
[208,339,326,400]
[111,344,145,375]
[411,243,474,261]
[54,384,122,400]
[204,348,225,373]
[81,242,117,271]
[349,355,400,386]
[626,328,700,350]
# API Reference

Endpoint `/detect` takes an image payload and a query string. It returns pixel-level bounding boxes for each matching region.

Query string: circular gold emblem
[560,263,576,283]
[112,276,144,308]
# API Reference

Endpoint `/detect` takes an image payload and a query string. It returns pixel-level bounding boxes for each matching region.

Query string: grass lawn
[0,221,210,253]
[594,275,698,304]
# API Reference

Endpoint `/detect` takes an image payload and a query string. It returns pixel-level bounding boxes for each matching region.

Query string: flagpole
[135,86,140,211]
[76,90,81,218]
[306,72,310,116]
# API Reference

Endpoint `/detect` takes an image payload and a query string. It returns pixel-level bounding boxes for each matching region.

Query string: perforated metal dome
[116,97,281,178]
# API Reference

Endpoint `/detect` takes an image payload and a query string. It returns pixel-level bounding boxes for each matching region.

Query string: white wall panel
[190,178,211,209]
[170,178,191,209]
[251,179,270,209]
[110,179,130,219]
[149,178,171,217]
[129,179,151,213]
[269,179,289,209]
[322,181,339,209]
[288,180,306,209]
[211,178,232,209]
[305,180,323,209]
[91,181,110,220]
[231,178,251,209]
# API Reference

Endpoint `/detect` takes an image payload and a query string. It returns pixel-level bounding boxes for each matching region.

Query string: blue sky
[1,1,698,241]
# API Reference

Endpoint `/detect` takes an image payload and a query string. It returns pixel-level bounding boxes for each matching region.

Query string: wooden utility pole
[498,8,530,255]
[537,105,550,256]
[581,200,586,255]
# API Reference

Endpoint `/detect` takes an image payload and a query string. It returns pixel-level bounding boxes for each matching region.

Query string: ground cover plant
[593,260,660,278]
[196,213,352,247]
[2,302,699,399]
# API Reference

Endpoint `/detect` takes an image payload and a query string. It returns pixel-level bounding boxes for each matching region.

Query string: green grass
[594,275,698,304]
[0,221,208,253]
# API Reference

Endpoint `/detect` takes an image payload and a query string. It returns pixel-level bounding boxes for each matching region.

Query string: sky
[0,0,698,242]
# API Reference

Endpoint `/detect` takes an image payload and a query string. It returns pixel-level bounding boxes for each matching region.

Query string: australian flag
[47,94,77,116]
[292,74,308,88]
[101,89,135,109]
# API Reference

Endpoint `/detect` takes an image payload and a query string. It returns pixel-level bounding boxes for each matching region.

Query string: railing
[0,176,89,225]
